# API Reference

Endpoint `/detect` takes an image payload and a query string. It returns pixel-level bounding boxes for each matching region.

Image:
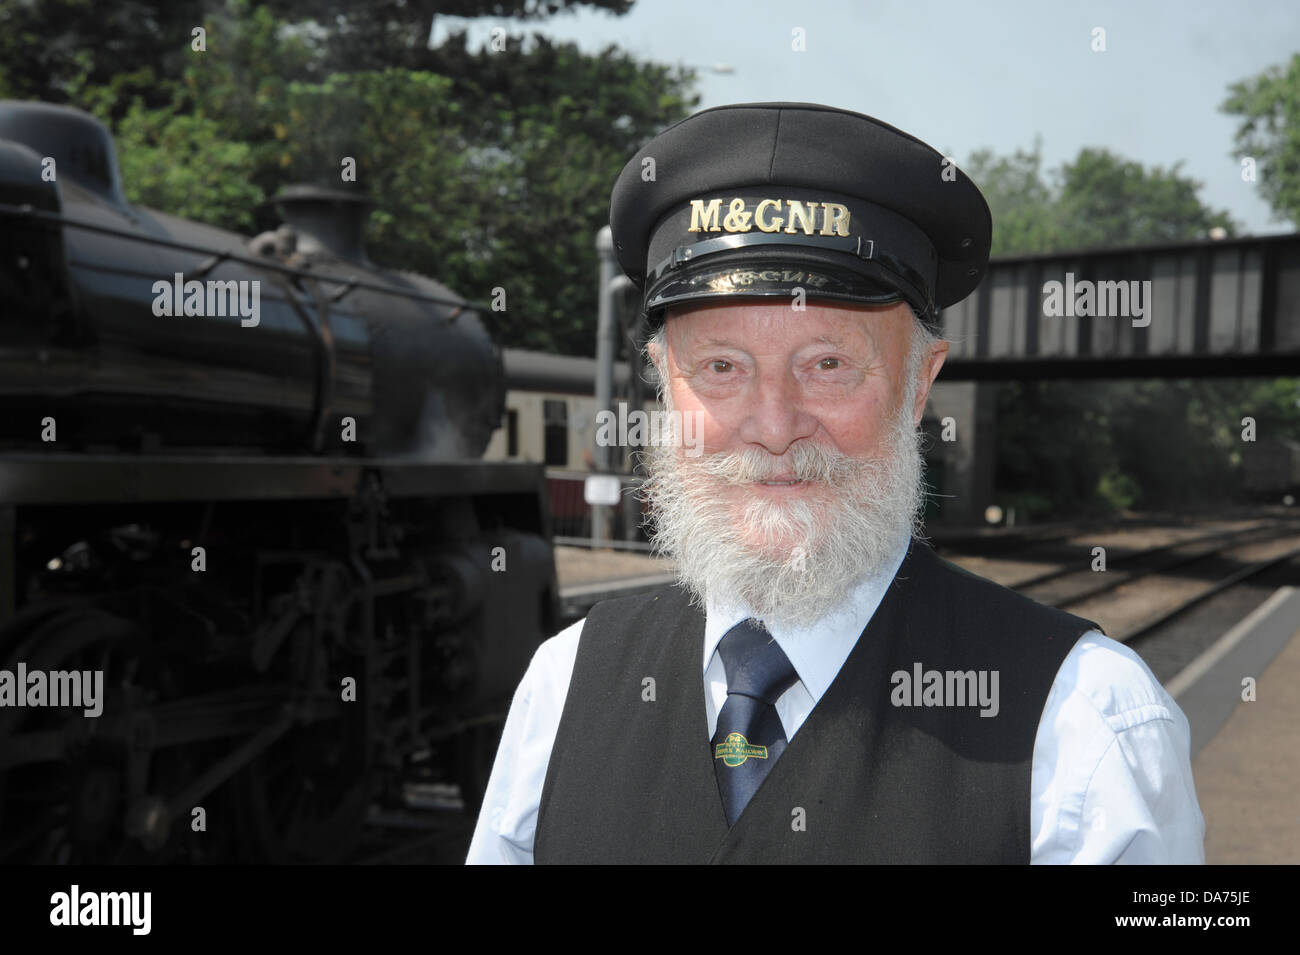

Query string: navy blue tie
[711,619,800,826]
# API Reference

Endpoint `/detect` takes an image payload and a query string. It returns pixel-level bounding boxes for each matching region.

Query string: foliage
[0,0,210,110]
[1056,149,1236,249]
[1222,52,1300,228]
[963,141,1237,257]
[962,141,1064,258]
[993,381,1115,519]
[114,97,265,230]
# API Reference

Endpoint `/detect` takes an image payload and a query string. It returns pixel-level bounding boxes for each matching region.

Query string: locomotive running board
[0,452,547,504]
[0,453,552,619]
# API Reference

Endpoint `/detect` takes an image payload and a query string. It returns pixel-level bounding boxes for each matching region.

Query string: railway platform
[1174,587,1300,864]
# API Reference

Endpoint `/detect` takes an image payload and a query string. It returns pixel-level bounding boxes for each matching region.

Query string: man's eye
[819,358,840,370]
[709,360,733,373]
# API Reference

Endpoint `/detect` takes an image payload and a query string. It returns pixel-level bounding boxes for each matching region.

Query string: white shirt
[466,535,1205,864]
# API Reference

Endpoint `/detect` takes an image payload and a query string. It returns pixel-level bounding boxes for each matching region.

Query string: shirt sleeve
[464,618,584,864]
[1030,630,1206,864]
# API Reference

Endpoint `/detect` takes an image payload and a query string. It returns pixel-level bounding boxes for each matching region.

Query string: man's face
[642,298,948,627]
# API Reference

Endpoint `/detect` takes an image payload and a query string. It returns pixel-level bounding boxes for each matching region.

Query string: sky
[431,0,1300,237]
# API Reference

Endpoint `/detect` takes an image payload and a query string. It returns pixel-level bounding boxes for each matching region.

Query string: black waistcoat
[534,539,1101,864]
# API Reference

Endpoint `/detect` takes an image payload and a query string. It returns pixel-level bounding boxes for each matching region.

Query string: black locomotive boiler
[0,101,558,862]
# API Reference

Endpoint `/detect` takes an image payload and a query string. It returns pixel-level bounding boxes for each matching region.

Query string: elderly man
[466,102,1203,864]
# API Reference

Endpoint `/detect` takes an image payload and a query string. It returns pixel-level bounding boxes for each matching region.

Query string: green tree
[962,141,1062,257]
[993,380,1116,518]
[415,31,697,352]
[1222,52,1300,228]
[0,0,633,110]
[1056,148,1236,248]
[963,140,1238,257]
[0,0,210,110]
[113,99,265,230]
[260,0,635,79]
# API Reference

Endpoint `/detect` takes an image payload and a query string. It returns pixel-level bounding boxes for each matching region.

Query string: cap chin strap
[644,279,938,332]
[645,292,938,329]
[648,232,876,282]
[646,237,936,324]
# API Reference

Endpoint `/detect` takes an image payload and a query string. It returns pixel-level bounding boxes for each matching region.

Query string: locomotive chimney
[267,184,374,265]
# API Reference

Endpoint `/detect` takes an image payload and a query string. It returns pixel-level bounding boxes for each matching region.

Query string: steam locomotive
[0,101,558,862]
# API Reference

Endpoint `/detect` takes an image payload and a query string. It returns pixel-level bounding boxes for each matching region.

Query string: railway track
[990,518,1300,643]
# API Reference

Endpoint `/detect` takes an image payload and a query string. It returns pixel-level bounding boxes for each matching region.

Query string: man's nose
[734,369,819,456]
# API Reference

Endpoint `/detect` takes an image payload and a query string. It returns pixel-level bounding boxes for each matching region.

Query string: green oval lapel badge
[715,732,768,767]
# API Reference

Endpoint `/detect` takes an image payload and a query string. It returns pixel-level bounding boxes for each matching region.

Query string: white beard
[641,382,928,632]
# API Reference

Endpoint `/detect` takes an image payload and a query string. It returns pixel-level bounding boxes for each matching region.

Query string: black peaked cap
[609,102,992,328]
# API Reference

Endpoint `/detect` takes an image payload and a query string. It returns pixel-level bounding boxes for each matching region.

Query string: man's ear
[912,340,949,428]
[646,337,666,391]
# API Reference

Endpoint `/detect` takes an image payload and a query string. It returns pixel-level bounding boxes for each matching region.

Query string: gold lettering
[723,198,753,232]
[784,199,817,236]
[688,198,723,233]
[819,202,851,237]
[754,198,784,233]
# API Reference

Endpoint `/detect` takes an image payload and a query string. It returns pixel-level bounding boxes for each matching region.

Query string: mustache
[675,440,866,487]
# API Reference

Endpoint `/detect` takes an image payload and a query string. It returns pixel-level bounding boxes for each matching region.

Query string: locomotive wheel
[233,717,372,864]
[0,607,194,863]
[232,580,373,864]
